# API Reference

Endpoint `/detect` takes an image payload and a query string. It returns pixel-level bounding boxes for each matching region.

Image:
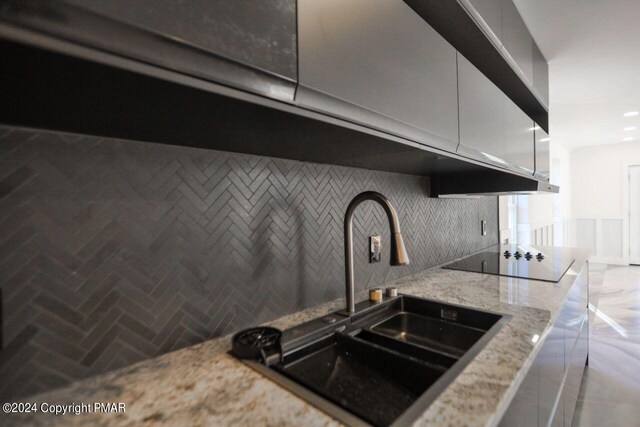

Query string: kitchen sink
[233,295,508,427]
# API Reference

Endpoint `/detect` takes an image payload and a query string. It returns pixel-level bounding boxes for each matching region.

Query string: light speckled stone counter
[5,247,590,427]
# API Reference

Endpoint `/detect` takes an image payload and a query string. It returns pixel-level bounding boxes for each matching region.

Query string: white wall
[499,140,573,247]
[571,142,640,217]
[554,142,573,223]
[570,142,640,264]
[500,140,640,264]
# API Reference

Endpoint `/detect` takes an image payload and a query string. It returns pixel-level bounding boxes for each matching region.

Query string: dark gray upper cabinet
[2,0,297,101]
[501,0,534,85]
[1,0,555,195]
[535,127,551,181]
[296,0,459,152]
[463,0,503,43]
[458,54,534,175]
[533,41,550,107]
[458,54,506,167]
[66,0,297,81]
[504,97,535,175]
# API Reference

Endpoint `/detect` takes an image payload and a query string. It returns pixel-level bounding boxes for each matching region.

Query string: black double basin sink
[234,295,507,427]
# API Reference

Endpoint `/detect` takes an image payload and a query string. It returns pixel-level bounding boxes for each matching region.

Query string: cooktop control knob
[525,252,533,260]
[514,251,522,259]
[536,253,544,261]
[503,250,511,258]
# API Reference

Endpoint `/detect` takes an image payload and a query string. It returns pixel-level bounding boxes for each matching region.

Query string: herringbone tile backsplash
[0,125,498,399]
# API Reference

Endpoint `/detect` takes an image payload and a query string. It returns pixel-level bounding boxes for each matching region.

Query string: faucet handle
[390,233,410,266]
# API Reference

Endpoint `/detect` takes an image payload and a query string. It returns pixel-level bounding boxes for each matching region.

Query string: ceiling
[514,0,640,150]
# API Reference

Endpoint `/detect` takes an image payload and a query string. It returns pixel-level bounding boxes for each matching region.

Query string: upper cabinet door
[504,98,535,175]
[464,0,503,43]
[501,0,533,85]
[457,54,506,167]
[7,0,298,101]
[296,0,459,152]
[458,53,535,175]
[535,127,551,181]
[533,42,550,108]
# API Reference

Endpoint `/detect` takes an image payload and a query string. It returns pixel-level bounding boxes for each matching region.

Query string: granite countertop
[7,247,590,427]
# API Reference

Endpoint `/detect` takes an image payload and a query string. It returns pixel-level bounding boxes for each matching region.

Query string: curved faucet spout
[344,191,409,314]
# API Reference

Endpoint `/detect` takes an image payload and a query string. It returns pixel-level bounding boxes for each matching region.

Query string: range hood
[431,168,559,197]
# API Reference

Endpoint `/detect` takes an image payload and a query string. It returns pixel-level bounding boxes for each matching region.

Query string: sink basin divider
[367,312,485,359]
[341,332,451,376]
[356,328,459,368]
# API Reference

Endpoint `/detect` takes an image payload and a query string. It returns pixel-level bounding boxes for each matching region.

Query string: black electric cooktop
[443,245,575,283]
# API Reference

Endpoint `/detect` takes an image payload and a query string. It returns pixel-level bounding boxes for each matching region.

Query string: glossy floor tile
[572,263,640,427]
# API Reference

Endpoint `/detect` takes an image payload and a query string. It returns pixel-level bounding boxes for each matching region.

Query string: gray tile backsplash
[0,125,498,399]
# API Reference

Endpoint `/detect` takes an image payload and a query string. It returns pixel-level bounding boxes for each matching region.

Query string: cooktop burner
[443,245,575,283]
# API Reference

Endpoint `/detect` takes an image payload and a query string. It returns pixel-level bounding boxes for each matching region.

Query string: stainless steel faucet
[343,191,409,314]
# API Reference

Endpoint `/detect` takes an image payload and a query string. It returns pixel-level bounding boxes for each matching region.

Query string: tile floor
[572,263,640,426]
